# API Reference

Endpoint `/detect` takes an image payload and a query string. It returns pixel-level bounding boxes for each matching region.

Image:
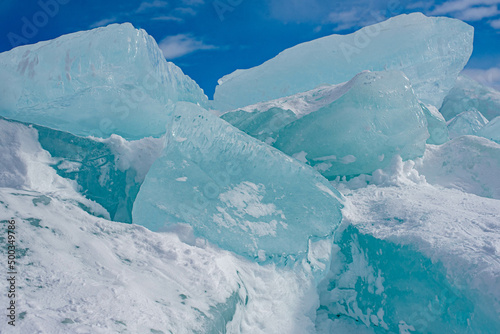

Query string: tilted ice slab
[421,104,449,145]
[0,23,208,139]
[440,75,500,121]
[132,102,343,259]
[0,116,163,222]
[223,71,429,179]
[447,109,489,139]
[477,116,500,144]
[416,136,500,199]
[213,13,473,111]
[220,79,353,144]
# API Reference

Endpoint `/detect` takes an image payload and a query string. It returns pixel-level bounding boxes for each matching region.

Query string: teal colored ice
[132,102,343,260]
[421,104,449,145]
[273,71,429,179]
[447,109,489,139]
[213,13,473,111]
[317,225,500,333]
[441,75,500,121]
[0,116,163,222]
[0,23,208,139]
[0,12,499,333]
[477,116,500,144]
[224,71,429,179]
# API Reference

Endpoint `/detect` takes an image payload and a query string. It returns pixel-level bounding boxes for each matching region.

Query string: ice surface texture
[328,158,500,332]
[440,75,500,121]
[477,116,500,144]
[132,102,343,259]
[421,104,449,145]
[0,188,319,334]
[214,13,473,111]
[417,136,500,199]
[0,118,108,218]
[0,116,163,222]
[0,23,208,139]
[223,71,429,179]
[447,109,489,139]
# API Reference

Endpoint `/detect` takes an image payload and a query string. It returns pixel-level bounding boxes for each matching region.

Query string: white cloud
[136,0,169,13]
[490,18,500,27]
[327,7,386,32]
[430,0,500,23]
[431,0,500,15]
[174,7,197,16]
[152,15,183,22]
[463,67,500,91]
[328,9,361,31]
[159,34,217,59]
[89,17,117,28]
[455,5,500,20]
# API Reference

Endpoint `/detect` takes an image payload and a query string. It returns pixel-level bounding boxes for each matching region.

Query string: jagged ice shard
[447,109,489,139]
[0,116,163,222]
[420,103,449,145]
[0,23,208,139]
[132,102,343,259]
[223,71,429,179]
[477,116,500,144]
[213,13,473,111]
[440,75,500,121]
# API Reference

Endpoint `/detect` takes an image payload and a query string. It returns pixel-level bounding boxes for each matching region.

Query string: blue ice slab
[316,225,500,333]
[0,116,162,223]
[132,102,343,260]
[213,13,473,111]
[421,104,449,145]
[222,71,428,179]
[440,75,500,121]
[0,23,208,139]
[447,109,489,139]
[477,116,500,144]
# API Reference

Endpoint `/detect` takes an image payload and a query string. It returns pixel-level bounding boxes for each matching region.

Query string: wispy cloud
[327,7,383,31]
[430,0,500,22]
[431,0,500,15]
[453,5,500,20]
[136,0,169,13]
[490,18,500,28]
[463,66,500,91]
[89,17,117,28]
[174,7,197,16]
[152,15,183,22]
[328,9,361,31]
[159,34,217,59]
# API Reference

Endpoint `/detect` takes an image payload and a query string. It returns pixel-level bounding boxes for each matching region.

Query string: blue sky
[1,0,499,97]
